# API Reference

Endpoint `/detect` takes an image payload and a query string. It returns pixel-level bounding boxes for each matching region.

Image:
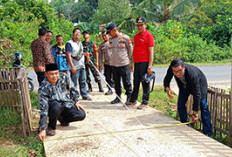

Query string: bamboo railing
[186,86,232,137]
[0,67,32,137]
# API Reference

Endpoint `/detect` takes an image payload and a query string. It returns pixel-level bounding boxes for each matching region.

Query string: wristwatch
[148,66,152,69]
[192,113,199,117]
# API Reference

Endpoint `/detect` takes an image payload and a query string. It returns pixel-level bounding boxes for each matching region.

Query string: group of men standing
[31,16,212,141]
[102,17,154,110]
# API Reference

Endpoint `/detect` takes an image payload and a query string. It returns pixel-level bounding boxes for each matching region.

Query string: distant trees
[0,0,73,66]
[50,0,98,23]
[0,0,231,66]
[91,0,131,24]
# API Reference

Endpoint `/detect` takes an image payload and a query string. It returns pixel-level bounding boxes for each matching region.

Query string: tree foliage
[0,0,74,67]
[117,0,203,33]
[91,0,131,24]
[50,0,97,22]
[184,0,232,47]
[0,0,231,67]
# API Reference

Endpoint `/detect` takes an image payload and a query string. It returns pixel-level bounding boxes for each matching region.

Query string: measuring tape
[45,121,192,142]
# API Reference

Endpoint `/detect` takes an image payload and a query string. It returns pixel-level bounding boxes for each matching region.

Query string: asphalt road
[154,64,231,85]
[28,64,231,89]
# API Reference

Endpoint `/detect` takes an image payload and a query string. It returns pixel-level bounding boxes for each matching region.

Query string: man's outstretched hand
[191,111,199,123]
[165,87,175,99]
[38,130,46,142]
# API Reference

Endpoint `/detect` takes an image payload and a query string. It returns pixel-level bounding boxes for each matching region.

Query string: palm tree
[119,0,202,32]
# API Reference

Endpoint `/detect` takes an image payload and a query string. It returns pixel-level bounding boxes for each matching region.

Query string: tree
[50,0,97,22]
[117,0,202,33]
[0,0,54,27]
[0,0,74,66]
[91,0,131,24]
[130,0,202,23]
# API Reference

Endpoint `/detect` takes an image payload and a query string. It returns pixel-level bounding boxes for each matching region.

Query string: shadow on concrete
[56,125,78,131]
[82,101,127,111]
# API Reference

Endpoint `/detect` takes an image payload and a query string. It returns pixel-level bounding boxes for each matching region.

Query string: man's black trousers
[130,62,150,104]
[112,64,132,97]
[48,101,86,130]
[104,64,114,88]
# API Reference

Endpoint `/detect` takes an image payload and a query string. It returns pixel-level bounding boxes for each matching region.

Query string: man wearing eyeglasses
[163,59,212,137]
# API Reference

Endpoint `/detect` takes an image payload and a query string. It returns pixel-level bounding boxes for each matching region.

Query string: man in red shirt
[127,17,154,109]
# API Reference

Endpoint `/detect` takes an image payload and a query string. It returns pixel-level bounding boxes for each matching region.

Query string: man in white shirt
[66,28,91,100]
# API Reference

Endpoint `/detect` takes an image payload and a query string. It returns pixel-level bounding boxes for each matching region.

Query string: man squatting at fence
[38,63,86,142]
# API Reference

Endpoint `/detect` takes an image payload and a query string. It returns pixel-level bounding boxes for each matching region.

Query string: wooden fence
[186,86,232,137]
[0,67,32,137]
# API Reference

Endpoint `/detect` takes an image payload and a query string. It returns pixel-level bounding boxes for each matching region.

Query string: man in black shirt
[163,59,212,137]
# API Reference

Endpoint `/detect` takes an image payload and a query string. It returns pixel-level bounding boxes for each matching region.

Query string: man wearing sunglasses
[163,59,212,137]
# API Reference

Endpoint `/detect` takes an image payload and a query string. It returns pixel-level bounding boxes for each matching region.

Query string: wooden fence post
[230,57,232,138]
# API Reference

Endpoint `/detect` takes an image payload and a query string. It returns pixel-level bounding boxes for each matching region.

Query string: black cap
[106,22,116,34]
[45,63,58,72]
[82,30,90,35]
[135,17,146,24]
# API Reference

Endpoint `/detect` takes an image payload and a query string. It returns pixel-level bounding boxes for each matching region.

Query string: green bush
[154,34,187,64]
[0,0,74,67]
[150,20,231,64]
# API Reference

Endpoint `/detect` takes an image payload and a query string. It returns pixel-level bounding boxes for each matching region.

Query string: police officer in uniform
[99,30,114,95]
[106,23,133,104]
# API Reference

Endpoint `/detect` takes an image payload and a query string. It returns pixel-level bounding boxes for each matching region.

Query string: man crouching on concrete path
[38,63,86,142]
[163,59,212,137]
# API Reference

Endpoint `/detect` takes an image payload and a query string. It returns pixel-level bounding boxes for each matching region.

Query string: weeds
[0,92,44,157]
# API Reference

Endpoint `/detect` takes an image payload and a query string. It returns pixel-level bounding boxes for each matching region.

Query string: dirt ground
[44,87,232,157]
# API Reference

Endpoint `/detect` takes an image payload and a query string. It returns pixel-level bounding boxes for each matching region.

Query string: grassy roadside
[138,86,178,119]
[0,91,44,157]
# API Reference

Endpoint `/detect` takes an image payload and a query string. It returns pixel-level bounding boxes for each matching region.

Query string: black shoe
[105,89,113,95]
[98,82,104,92]
[87,83,92,93]
[111,97,120,104]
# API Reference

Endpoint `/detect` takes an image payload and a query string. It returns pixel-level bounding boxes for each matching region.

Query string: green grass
[0,92,44,157]
[138,86,178,119]
[214,133,232,148]
[30,91,39,109]
[0,134,44,157]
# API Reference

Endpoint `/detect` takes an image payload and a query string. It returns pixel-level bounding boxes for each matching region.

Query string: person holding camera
[127,17,154,109]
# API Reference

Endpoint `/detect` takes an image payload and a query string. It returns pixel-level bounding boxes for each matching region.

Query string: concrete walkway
[44,87,232,157]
